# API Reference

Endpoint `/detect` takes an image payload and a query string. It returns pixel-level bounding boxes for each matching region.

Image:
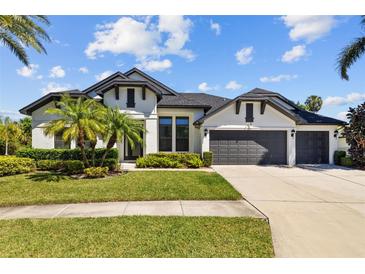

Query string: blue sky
[1,15,364,121]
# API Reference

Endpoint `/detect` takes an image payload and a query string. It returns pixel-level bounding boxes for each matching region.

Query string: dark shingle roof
[181,93,230,115]
[194,88,346,125]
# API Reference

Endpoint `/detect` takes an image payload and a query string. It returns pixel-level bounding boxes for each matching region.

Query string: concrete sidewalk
[0,200,265,220]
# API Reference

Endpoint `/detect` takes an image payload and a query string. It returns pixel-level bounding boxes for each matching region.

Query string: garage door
[296,131,329,164]
[209,130,287,165]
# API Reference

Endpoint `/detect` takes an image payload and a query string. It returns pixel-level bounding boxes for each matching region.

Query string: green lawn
[0,216,273,257]
[0,171,241,206]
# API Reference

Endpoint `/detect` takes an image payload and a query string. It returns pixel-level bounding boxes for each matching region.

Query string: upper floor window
[127,88,135,108]
[246,103,254,122]
[176,117,189,151]
[54,131,70,149]
[159,117,172,151]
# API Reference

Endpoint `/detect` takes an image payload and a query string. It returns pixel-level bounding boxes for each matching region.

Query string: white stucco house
[19,67,346,165]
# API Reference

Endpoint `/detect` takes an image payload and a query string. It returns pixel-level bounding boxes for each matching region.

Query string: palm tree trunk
[5,139,8,155]
[90,140,97,167]
[78,130,89,168]
[99,134,117,167]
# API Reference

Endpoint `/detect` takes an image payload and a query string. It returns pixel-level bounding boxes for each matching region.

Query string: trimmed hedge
[136,153,204,169]
[63,160,84,175]
[95,159,118,171]
[203,151,213,167]
[16,148,118,161]
[340,156,353,167]
[36,160,63,171]
[84,167,109,178]
[334,150,346,165]
[0,156,35,176]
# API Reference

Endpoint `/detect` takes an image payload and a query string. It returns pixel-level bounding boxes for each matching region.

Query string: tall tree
[99,107,144,166]
[0,15,50,66]
[44,95,105,167]
[304,95,323,113]
[19,117,32,147]
[337,16,365,80]
[0,117,22,155]
[344,102,365,167]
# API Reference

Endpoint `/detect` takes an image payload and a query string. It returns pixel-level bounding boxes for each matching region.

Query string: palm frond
[337,37,365,80]
[0,31,29,65]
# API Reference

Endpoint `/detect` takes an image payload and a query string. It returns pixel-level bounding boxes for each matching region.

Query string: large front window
[54,131,70,149]
[159,117,172,151]
[176,117,189,151]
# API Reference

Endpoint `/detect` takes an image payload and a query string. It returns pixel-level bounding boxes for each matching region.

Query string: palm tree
[44,95,105,167]
[0,117,22,155]
[304,95,323,113]
[337,16,365,80]
[0,15,50,66]
[99,107,144,166]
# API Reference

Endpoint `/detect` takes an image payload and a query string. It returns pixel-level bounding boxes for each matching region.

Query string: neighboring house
[19,67,346,165]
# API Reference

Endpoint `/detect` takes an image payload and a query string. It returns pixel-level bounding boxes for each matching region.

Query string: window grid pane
[159,117,172,151]
[176,117,189,151]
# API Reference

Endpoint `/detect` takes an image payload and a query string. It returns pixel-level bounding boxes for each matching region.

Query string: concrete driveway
[213,164,365,257]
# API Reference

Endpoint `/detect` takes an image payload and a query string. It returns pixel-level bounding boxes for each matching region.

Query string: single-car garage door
[209,130,287,165]
[296,131,329,164]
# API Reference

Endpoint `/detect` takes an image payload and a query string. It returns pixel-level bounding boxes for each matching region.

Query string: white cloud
[210,20,221,35]
[337,111,349,121]
[260,74,298,83]
[198,82,214,92]
[79,67,89,74]
[49,66,66,78]
[95,70,114,81]
[281,16,336,43]
[137,59,172,72]
[85,16,194,63]
[41,82,71,95]
[158,15,194,60]
[323,92,365,106]
[16,64,39,78]
[225,80,243,90]
[281,45,307,63]
[36,75,43,80]
[235,46,253,65]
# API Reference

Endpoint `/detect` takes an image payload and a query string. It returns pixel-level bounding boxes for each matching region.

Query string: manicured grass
[0,171,241,206]
[0,216,273,257]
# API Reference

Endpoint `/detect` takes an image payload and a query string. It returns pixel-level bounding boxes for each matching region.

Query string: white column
[145,118,158,154]
[201,127,210,153]
[287,128,296,166]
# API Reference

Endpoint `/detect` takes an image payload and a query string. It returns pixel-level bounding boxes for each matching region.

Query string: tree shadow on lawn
[26,172,70,183]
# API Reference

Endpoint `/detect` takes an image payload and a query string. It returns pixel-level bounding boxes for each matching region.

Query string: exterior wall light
[204,128,208,137]
[334,130,339,138]
[291,129,296,137]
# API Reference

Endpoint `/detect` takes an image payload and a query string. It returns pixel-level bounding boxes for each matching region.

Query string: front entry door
[124,134,143,160]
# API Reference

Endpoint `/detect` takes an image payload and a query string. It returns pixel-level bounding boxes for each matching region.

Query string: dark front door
[124,134,143,160]
[296,131,329,164]
[209,130,287,165]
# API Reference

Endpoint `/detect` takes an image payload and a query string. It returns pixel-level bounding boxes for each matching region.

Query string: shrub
[16,148,118,161]
[95,158,119,171]
[340,156,353,167]
[63,160,84,175]
[0,156,35,176]
[203,151,213,167]
[136,153,203,168]
[334,151,346,165]
[36,160,64,171]
[84,167,109,178]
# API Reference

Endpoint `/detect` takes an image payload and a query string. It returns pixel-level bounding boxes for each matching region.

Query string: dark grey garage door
[296,131,329,164]
[209,130,287,165]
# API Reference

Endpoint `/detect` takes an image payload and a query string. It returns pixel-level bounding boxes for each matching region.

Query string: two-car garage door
[209,130,330,165]
[209,130,287,165]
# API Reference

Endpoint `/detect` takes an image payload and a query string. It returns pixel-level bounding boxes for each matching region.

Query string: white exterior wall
[103,86,158,160]
[201,101,297,165]
[200,101,339,165]
[157,108,205,153]
[32,102,57,149]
